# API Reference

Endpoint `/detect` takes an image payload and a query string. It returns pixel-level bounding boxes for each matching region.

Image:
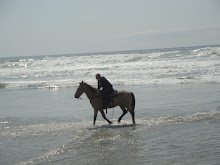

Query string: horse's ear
[82,81,84,84]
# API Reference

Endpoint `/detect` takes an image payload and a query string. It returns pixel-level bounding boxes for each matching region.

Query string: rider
[96,73,113,107]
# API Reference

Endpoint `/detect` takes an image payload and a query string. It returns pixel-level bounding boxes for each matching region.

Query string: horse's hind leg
[127,107,135,124]
[118,105,127,123]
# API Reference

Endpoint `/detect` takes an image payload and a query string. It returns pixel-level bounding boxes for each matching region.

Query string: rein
[78,95,96,104]
[89,95,98,103]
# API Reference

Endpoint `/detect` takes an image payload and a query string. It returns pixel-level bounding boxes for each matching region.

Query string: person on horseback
[96,73,113,107]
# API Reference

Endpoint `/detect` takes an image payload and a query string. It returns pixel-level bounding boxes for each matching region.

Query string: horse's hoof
[109,121,113,124]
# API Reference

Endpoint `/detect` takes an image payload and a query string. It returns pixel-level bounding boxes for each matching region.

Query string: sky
[0,0,220,57]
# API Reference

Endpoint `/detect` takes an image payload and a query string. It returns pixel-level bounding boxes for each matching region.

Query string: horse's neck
[84,88,97,101]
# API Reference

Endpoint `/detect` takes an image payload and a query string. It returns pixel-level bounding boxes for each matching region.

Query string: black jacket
[98,76,113,90]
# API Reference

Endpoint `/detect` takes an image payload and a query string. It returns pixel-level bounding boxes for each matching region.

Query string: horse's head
[75,81,86,98]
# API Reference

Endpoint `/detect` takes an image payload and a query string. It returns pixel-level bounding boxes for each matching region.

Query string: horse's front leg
[93,109,98,125]
[99,109,112,124]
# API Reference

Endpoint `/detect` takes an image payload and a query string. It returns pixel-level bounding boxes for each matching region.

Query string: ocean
[0,45,220,164]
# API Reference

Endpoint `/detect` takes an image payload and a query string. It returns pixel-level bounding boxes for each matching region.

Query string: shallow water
[1,84,220,165]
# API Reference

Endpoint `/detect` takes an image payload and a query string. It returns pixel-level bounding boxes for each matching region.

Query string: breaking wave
[0,45,220,88]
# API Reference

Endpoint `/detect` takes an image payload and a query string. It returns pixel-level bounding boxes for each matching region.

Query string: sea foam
[0,45,220,88]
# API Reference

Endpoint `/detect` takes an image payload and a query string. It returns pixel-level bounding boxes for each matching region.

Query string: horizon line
[1,44,220,58]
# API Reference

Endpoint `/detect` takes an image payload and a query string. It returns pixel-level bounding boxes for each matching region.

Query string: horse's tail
[131,92,135,111]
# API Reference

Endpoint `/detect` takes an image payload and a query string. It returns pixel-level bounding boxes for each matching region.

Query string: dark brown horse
[75,81,135,125]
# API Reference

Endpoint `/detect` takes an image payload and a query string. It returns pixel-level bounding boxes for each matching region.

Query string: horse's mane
[84,83,97,93]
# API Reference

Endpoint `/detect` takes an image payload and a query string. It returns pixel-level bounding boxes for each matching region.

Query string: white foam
[1,46,220,88]
[0,121,91,139]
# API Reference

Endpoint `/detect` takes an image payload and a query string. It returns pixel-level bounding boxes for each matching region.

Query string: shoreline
[1,81,220,90]
[1,83,220,119]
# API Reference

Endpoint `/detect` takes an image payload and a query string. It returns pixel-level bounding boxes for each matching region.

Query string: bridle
[76,83,99,102]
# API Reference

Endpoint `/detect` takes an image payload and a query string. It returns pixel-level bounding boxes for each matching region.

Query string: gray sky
[1,0,220,57]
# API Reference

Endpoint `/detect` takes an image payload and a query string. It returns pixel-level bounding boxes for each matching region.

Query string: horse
[74,81,135,125]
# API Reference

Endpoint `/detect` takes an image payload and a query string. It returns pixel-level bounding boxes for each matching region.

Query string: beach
[2,0,220,164]
[1,45,220,164]
[1,84,220,165]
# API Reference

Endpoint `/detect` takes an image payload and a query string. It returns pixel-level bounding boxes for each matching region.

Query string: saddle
[111,90,119,97]
[99,89,119,113]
